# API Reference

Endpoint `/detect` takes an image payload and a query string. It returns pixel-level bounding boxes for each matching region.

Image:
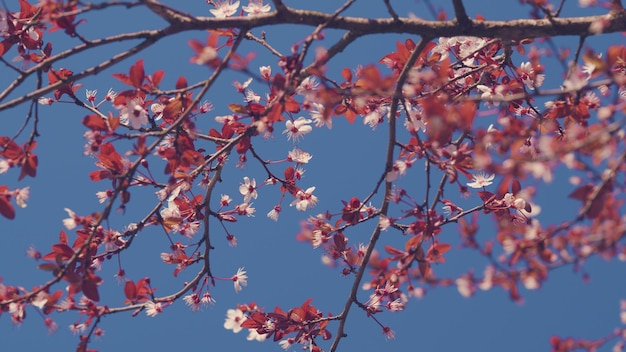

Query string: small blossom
[309,102,332,129]
[38,97,54,105]
[69,323,87,335]
[44,318,58,334]
[242,0,271,15]
[116,98,148,129]
[224,308,246,333]
[247,328,267,341]
[105,88,116,101]
[259,65,271,79]
[233,267,248,292]
[85,89,97,103]
[279,338,295,350]
[183,293,202,311]
[290,187,318,211]
[15,187,29,208]
[295,76,319,95]
[145,301,163,317]
[239,177,258,203]
[235,203,255,217]
[199,100,214,113]
[382,326,395,340]
[209,0,240,18]
[0,158,8,174]
[466,172,495,189]
[283,117,313,142]
[220,194,232,207]
[267,205,281,221]
[96,190,112,204]
[287,148,312,164]
[26,246,41,260]
[63,208,78,230]
[226,233,238,247]
[202,292,216,305]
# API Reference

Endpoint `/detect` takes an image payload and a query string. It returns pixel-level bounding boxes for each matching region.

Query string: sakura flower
[466,172,495,189]
[116,98,148,129]
[290,187,318,211]
[63,208,78,230]
[209,0,240,18]
[0,158,8,174]
[283,117,313,142]
[199,100,214,113]
[232,267,248,292]
[69,323,87,335]
[295,76,319,95]
[183,293,203,311]
[518,62,545,90]
[233,77,253,93]
[242,0,271,16]
[382,326,395,340]
[105,88,116,101]
[220,194,232,207]
[239,177,258,203]
[85,89,97,104]
[235,202,255,217]
[385,160,410,182]
[476,84,505,106]
[144,301,163,317]
[202,292,216,305]
[563,65,589,91]
[246,328,267,341]
[44,317,58,334]
[363,107,386,129]
[96,189,112,204]
[287,148,312,164]
[38,97,54,105]
[15,187,29,208]
[309,102,331,129]
[224,308,246,333]
[267,205,281,221]
[279,338,295,350]
[259,65,271,80]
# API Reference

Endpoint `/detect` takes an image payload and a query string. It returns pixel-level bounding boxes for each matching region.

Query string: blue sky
[1,1,624,351]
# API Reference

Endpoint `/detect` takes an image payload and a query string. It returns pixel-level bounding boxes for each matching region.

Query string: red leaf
[82,115,108,132]
[0,196,15,219]
[59,230,69,245]
[82,280,100,301]
[176,76,188,89]
[124,280,137,301]
[129,59,145,89]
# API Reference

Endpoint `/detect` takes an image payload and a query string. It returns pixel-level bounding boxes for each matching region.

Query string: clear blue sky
[1,1,624,351]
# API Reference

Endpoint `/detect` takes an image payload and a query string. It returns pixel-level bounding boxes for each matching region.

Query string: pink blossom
[290,187,318,211]
[287,148,312,164]
[116,98,148,129]
[145,301,163,317]
[224,308,246,333]
[267,205,281,221]
[209,0,240,18]
[466,172,495,189]
[259,65,271,79]
[232,267,248,292]
[239,177,258,203]
[242,0,271,16]
[283,117,313,141]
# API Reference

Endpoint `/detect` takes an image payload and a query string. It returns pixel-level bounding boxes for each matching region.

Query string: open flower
[291,187,318,211]
[283,117,312,142]
[232,267,248,292]
[209,0,240,18]
[466,172,495,189]
[242,0,271,16]
[224,308,246,333]
[238,177,257,203]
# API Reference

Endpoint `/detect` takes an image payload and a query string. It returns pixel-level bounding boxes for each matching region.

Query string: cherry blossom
[232,267,248,292]
[224,308,246,333]
[239,177,258,203]
[116,98,148,129]
[287,148,312,164]
[144,301,163,317]
[283,117,313,142]
[466,172,495,189]
[291,187,318,211]
[242,0,270,16]
[266,205,281,221]
[209,0,240,18]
